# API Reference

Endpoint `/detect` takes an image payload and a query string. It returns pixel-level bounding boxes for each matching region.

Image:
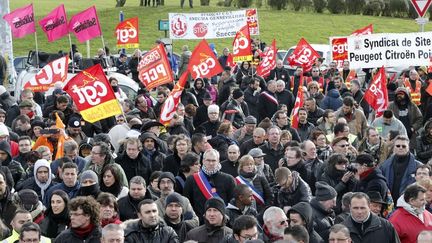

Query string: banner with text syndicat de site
[169,9,259,39]
[347,31,432,69]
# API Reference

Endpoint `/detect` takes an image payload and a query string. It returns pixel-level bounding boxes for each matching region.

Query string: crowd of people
[2,38,432,243]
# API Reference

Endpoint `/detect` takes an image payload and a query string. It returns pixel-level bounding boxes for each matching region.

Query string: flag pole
[34,31,39,69]
[68,34,75,73]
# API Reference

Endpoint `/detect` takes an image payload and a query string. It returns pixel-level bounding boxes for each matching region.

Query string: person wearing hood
[311,181,338,241]
[380,135,422,203]
[190,78,209,107]
[39,190,70,239]
[342,192,400,243]
[15,159,56,202]
[390,184,432,243]
[163,192,194,242]
[225,89,249,129]
[287,202,324,243]
[272,167,312,213]
[353,153,389,203]
[0,85,17,116]
[0,139,25,186]
[140,131,166,172]
[185,197,233,243]
[320,81,343,111]
[388,87,423,148]
[416,119,432,164]
[235,61,251,87]
[77,170,101,198]
[43,162,80,207]
[13,189,45,224]
[226,184,258,228]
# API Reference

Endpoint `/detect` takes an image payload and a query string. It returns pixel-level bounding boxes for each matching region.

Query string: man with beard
[0,140,24,186]
[297,108,315,142]
[118,176,155,221]
[258,80,279,122]
[185,197,232,242]
[13,136,32,169]
[220,144,241,177]
[124,199,179,242]
[380,135,422,203]
[304,97,324,126]
[140,132,166,172]
[54,196,102,243]
[273,110,301,142]
[44,162,80,207]
[240,127,266,156]
[66,116,87,145]
[153,90,168,118]
[183,149,235,223]
[163,192,195,242]
[388,87,423,148]
[358,127,389,164]
[262,206,289,242]
[269,60,290,85]
[311,182,338,241]
[275,80,295,116]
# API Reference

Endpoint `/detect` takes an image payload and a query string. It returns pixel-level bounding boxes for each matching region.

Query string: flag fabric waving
[2,3,36,38]
[68,6,102,43]
[138,44,174,90]
[24,56,69,92]
[188,39,224,80]
[63,64,122,123]
[232,25,253,63]
[287,38,320,72]
[257,39,277,78]
[291,75,305,129]
[363,66,389,117]
[351,24,373,36]
[159,71,189,125]
[38,4,68,42]
[115,17,139,48]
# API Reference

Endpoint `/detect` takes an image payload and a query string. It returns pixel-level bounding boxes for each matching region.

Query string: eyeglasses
[279,219,289,226]
[240,232,258,240]
[91,151,102,155]
[70,212,86,217]
[337,160,348,165]
[395,144,407,148]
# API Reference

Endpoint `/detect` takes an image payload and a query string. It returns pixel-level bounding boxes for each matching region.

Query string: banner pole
[86,40,90,58]
[68,34,75,73]
[34,31,39,69]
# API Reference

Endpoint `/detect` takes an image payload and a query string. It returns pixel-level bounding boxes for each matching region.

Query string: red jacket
[389,207,432,243]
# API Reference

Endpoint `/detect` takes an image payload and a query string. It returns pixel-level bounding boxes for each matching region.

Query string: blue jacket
[379,153,421,196]
[43,182,80,207]
[320,89,343,111]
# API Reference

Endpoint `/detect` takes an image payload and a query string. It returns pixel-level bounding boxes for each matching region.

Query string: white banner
[169,9,259,40]
[347,31,432,69]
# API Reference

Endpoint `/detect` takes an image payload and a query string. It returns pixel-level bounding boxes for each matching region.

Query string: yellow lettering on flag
[80,99,122,123]
[233,55,253,63]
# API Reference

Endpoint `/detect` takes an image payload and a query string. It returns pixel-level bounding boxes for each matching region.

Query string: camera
[346,164,358,174]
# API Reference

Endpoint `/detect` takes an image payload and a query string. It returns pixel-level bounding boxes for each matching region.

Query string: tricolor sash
[193,170,220,200]
[235,176,265,205]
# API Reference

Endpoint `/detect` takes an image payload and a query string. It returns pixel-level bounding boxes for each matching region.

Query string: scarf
[101,215,121,227]
[359,167,374,180]
[49,207,70,225]
[239,170,257,179]
[72,223,95,239]
[100,182,122,197]
[202,163,222,176]
[78,184,100,197]
[282,171,300,193]
[263,224,283,242]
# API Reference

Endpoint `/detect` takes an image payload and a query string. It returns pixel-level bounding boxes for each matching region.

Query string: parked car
[13,56,28,75]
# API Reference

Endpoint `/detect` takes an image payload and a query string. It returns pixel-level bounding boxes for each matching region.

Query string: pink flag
[68,6,102,43]
[2,4,36,38]
[39,4,68,42]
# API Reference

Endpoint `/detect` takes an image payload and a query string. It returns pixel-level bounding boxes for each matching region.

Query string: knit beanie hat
[232,89,244,99]
[315,181,337,201]
[205,197,226,215]
[0,124,9,137]
[165,192,185,210]
[158,172,175,189]
[80,170,98,184]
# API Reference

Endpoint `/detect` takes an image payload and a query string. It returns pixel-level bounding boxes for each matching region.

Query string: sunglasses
[279,219,289,226]
[395,144,407,148]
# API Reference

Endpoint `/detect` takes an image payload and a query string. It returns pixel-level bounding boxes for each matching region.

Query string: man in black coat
[240,127,266,156]
[311,182,337,242]
[118,176,156,221]
[183,149,236,224]
[218,71,237,106]
[244,78,261,119]
[194,93,213,128]
[259,126,284,172]
[115,137,152,183]
[275,80,295,116]
[0,170,17,228]
[258,80,279,122]
[220,144,241,178]
[287,202,324,243]
[268,60,290,85]
[196,104,222,138]
[353,153,388,202]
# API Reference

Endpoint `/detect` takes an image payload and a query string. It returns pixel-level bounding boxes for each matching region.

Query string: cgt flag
[159,70,189,125]
[2,3,35,38]
[290,74,305,129]
[68,6,102,43]
[188,39,224,80]
[24,56,69,92]
[288,38,320,72]
[63,64,122,123]
[257,39,276,78]
[232,25,253,63]
[138,44,174,90]
[39,4,68,42]
[364,66,389,117]
[351,24,373,36]
[115,17,139,49]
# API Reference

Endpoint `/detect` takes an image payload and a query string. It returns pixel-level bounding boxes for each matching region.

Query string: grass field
[9,0,432,57]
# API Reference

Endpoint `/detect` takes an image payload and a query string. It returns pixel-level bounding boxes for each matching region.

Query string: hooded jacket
[310,197,335,241]
[287,202,324,243]
[0,140,25,186]
[320,89,343,111]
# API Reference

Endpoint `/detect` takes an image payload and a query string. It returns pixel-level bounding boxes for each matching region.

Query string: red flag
[257,40,277,78]
[226,53,236,73]
[351,24,373,36]
[188,39,224,80]
[287,38,320,72]
[63,64,122,123]
[364,66,388,117]
[2,4,35,38]
[290,74,305,129]
[38,4,68,42]
[138,44,174,90]
[24,56,69,92]
[68,6,102,43]
[159,71,189,125]
[232,25,253,63]
[115,17,139,49]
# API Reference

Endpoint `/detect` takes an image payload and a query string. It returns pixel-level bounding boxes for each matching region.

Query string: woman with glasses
[40,190,70,239]
[310,129,332,162]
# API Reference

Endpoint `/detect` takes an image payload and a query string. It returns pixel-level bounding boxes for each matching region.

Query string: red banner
[188,39,224,80]
[138,44,174,90]
[24,56,69,92]
[159,71,189,125]
[257,39,276,78]
[288,38,320,72]
[63,64,122,123]
[232,25,253,63]
[115,17,139,49]
[351,24,373,36]
[364,66,388,117]
[291,75,305,129]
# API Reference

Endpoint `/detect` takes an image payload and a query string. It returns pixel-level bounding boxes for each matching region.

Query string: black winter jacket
[124,220,179,243]
[0,140,25,186]
[310,197,335,242]
[116,151,152,183]
[287,202,324,243]
[272,171,312,208]
[54,226,102,243]
[342,214,400,243]
[353,168,388,202]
